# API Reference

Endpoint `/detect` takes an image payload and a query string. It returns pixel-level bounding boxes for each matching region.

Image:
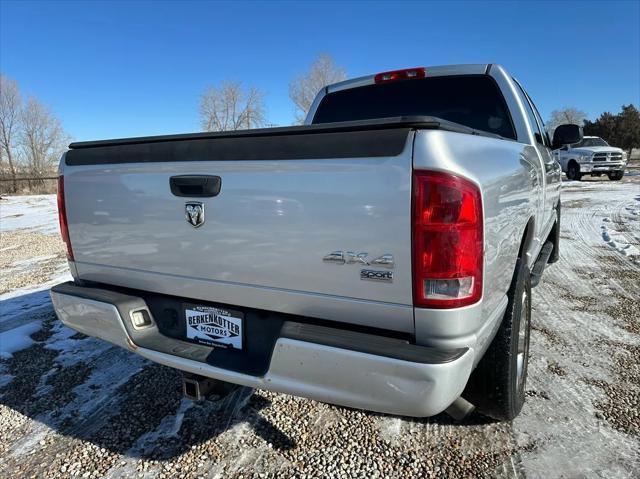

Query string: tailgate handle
[170,175,221,197]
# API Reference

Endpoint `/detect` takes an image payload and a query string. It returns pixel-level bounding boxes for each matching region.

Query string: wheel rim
[516,290,531,392]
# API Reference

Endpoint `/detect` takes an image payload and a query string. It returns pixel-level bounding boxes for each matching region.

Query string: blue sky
[1,0,639,141]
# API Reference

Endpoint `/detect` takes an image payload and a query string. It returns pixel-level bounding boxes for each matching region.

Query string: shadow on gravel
[0,291,295,463]
[0,289,54,333]
[64,365,296,460]
[368,408,499,428]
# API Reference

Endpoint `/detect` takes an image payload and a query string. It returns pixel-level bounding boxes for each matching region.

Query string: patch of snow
[74,353,147,412]
[169,398,193,436]
[102,459,146,479]
[44,319,113,367]
[128,399,194,456]
[33,347,149,438]
[8,422,54,458]
[601,222,640,260]
[10,255,59,267]
[377,416,403,444]
[0,320,43,359]
[0,195,60,234]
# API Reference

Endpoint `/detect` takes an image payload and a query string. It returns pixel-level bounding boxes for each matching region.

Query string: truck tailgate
[62,122,416,332]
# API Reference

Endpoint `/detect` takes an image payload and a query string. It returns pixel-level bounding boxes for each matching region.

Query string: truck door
[513,81,560,241]
[525,90,561,231]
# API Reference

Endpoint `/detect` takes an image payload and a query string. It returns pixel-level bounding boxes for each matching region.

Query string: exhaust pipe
[182,372,239,402]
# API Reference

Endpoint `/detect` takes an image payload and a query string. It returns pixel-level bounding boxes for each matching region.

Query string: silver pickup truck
[51,64,581,421]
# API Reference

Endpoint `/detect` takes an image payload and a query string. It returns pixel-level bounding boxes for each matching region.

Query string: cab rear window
[312,75,516,140]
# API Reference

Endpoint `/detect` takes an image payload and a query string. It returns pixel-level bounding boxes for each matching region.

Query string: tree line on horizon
[546,105,639,154]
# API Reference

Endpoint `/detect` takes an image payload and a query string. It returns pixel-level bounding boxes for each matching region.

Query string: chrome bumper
[50,282,474,417]
[580,162,624,172]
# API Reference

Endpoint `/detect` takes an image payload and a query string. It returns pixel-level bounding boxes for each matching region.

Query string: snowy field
[0,195,61,235]
[0,177,639,478]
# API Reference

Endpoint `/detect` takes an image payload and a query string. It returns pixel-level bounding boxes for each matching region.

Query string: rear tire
[463,259,532,421]
[566,162,582,181]
[607,171,624,181]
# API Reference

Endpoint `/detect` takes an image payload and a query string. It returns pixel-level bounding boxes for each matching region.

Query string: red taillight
[374,67,426,84]
[57,176,74,261]
[412,171,483,309]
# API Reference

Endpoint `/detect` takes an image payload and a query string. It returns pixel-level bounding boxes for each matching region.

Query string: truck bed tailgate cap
[65,116,498,166]
[69,116,445,150]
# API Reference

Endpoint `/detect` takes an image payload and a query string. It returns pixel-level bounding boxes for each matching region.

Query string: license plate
[184,304,243,350]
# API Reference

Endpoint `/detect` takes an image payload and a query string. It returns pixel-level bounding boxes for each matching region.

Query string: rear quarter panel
[412,130,535,356]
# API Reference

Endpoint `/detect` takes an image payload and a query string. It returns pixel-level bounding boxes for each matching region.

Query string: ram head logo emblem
[185,202,205,228]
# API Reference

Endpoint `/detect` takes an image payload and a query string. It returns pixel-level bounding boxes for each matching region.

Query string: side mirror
[552,124,582,150]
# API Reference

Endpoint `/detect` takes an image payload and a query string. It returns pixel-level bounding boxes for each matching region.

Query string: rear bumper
[50,282,474,417]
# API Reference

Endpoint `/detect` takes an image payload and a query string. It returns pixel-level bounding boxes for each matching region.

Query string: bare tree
[0,75,22,192]
[289,54,347,123]
[547,107,588,134]
[199,81,266,131]
[20,97,69,175]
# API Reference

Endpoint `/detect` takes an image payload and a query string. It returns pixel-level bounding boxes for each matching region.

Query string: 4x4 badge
[323,252,394,268]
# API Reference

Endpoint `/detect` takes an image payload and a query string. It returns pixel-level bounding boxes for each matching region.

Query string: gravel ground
[0,230,66,294]
[1,176,639,478]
